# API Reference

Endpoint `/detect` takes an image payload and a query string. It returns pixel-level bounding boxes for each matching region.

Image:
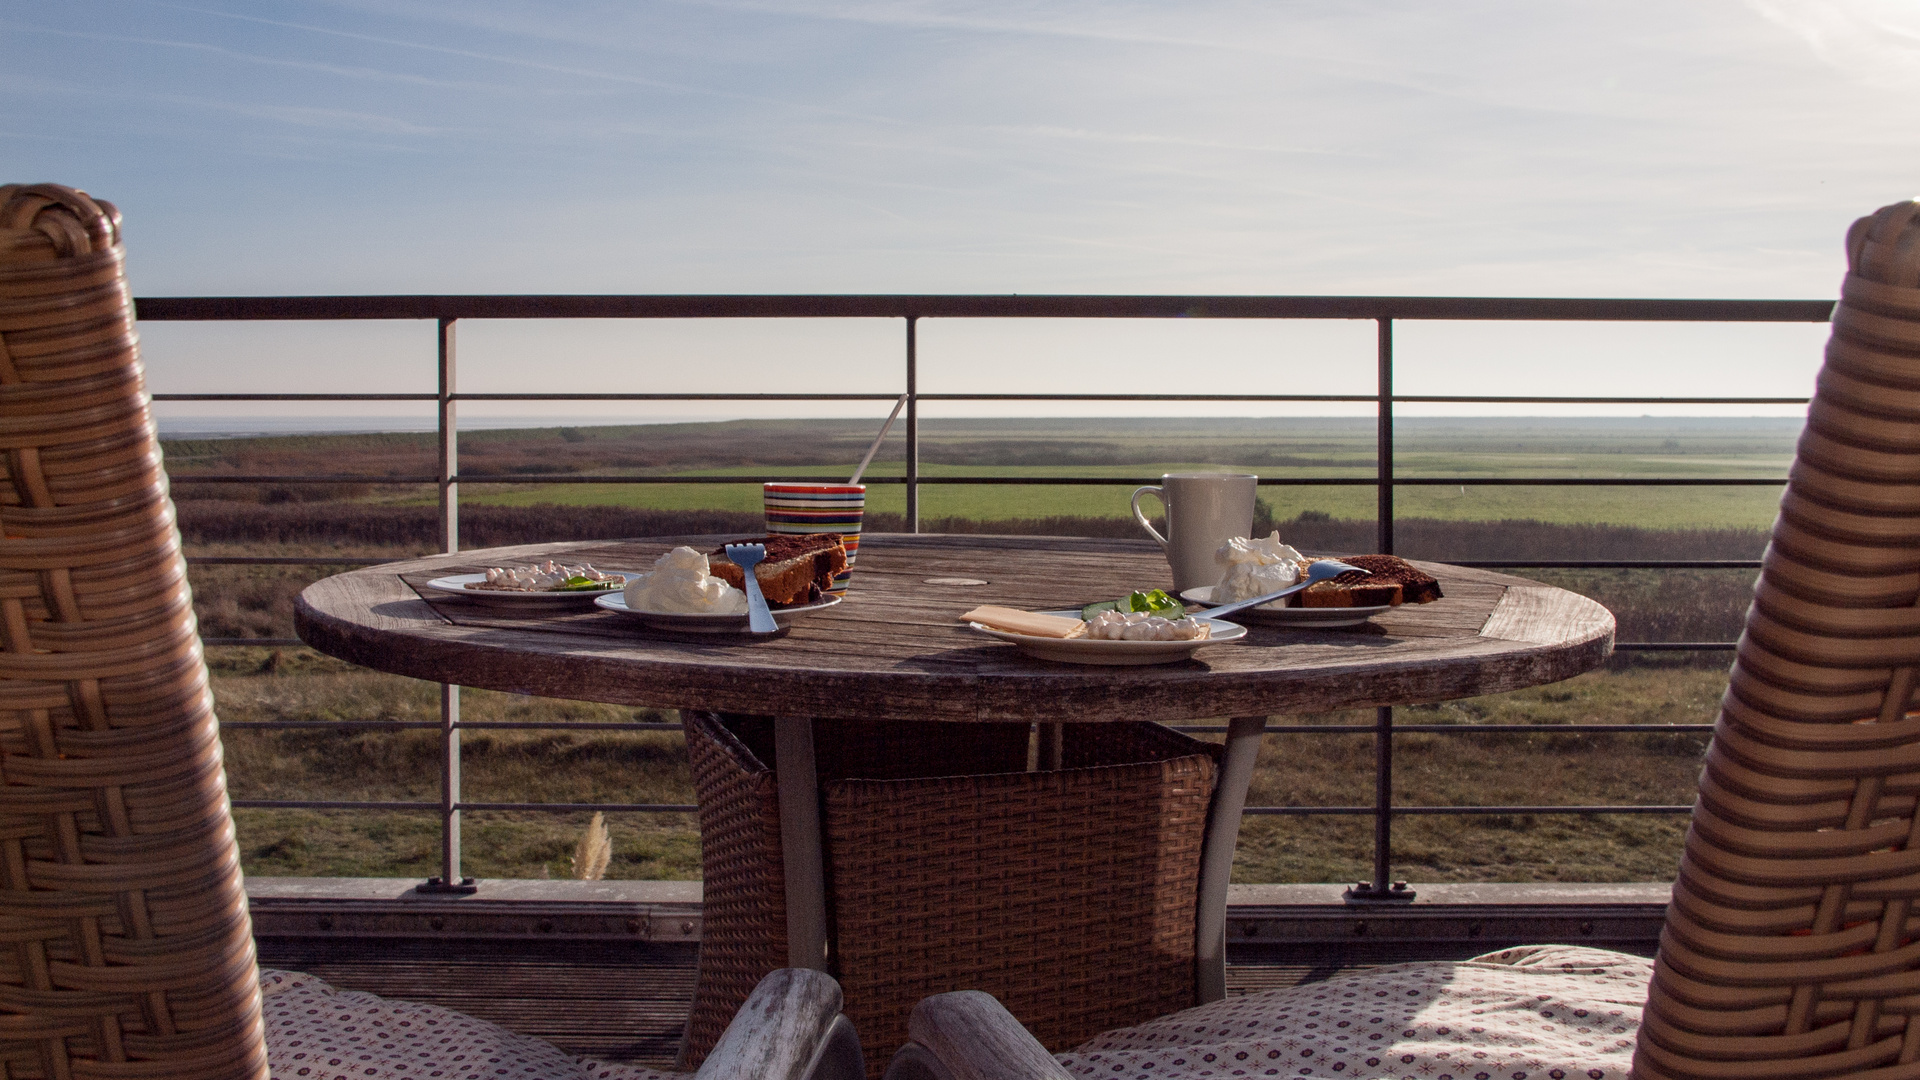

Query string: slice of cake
[708,534,848,608]
[1300,554,1443,608]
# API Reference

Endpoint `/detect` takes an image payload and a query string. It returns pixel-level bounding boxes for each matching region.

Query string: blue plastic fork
[723,543,780,634]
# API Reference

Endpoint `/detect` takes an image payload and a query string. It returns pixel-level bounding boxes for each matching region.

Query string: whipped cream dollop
[623,547,748,614]
[1215,532,1307,602]
[1085,609,1211,641]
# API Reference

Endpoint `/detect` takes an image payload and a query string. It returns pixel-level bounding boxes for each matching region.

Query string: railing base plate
[1344,881,1417,903]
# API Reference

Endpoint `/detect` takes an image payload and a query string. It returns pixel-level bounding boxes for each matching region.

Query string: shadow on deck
[250,878,1668,1068]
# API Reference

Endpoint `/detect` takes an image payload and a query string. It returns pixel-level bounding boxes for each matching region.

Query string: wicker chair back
[1634,200,1920,1078]
[0,185,267,1079]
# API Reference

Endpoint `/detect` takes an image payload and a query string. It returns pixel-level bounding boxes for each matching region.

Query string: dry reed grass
[211,647,1716,883]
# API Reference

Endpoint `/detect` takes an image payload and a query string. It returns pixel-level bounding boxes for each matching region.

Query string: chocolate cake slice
[708,534,847,607]
[1301,554,1443,608]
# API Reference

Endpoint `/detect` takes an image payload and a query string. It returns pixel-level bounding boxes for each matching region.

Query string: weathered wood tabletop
[293,534,1615,722]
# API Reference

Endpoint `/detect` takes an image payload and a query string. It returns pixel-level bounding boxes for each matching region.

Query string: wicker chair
[0,183,862,1080]
[880,201,1920,1080]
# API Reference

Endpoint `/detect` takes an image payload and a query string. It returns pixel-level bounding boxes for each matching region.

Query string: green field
[449,457,1789,529]
[214,649,1712,884]
[174,415,1798,530]
[172,415,1785,883]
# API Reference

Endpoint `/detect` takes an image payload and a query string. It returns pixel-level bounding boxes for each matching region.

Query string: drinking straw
[848,395,909,484]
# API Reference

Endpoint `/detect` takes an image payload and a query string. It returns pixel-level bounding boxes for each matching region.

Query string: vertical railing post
[424,317,474,894]
[437,317,458,556]
[1347,317,1413,902]
[1375,317,1393,557]
[905,316,919,533]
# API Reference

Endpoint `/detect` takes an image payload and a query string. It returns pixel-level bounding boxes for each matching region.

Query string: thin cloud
[0,19,511,92]
[985,125,1369,160]
[141,0,917,124]
[1745,0,1920,88]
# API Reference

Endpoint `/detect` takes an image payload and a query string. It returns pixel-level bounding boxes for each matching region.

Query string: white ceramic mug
[1131,473,1258,591]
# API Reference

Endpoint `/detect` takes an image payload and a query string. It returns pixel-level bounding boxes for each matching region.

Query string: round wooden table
[295,533,1614,1001]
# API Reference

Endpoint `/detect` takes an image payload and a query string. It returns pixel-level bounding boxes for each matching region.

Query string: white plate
[1179,585,1391,629]
[424,573,628,604]
[969,610,1248,666]
[594,592,842,633]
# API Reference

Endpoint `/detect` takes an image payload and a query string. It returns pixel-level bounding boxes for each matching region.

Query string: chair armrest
[695,968,864,1080]
[884,991,1072,1080]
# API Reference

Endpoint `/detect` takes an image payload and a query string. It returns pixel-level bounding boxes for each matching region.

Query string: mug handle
[1131,486,1169,547]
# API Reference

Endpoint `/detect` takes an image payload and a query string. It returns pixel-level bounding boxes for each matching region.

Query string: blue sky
[5,0,1917,424]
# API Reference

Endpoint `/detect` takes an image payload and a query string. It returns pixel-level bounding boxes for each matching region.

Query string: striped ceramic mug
[763,483,865,595]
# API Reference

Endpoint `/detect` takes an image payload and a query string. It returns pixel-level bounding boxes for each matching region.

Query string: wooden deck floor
[251,880,1668,1069]
[254,937,1533,1068]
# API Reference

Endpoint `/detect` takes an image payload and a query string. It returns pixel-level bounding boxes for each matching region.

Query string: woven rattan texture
[676,711,790,1070]
[678,715,1213,1078]
[675,713,1030,1069]
[0,185,266,1079]
[824,722,1217,1078]
[1633,200,1920,1079]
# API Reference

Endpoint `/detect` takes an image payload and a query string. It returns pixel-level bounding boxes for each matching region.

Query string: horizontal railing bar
[155,393,899,402]
[456,722,682,731]
[229,798,697,813]
[234,797,1692,816]
[1385,478,1784,486]
[450,475,1785,487]
[456,802,697,813]
[1172,724,1715,734]
[220,716,1710,735]
[152,390,1812,406]
[232,800,440,810]
[1389,395,1806,405]
[450,393,901,401]
[920,393,1807,405]
[232,797,1688,816]
[218,720,682,731]
[132,294,1835,322]
[1453,560,1761,569]
[473,393,1376,403]
[1244,804,1694,816]
[226,719,1711,734]
[156,394,439,402]
[174,475,438,484]
[168,473,1790,487]
[187,556,403,566]
[1394,724,1714,734]
[238,715,1698,734]
[222,721,440,730]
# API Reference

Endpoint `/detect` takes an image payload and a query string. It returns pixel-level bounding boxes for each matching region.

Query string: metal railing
[138,293,1831,898]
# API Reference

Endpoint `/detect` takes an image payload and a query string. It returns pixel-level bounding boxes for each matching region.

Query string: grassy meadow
[168,416,1786,883]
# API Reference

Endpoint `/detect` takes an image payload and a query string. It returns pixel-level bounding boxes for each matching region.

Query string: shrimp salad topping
[467,561,626,592]
[1084,609,1211,641]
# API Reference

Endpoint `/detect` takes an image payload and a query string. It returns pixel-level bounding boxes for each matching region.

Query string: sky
[4,0,1917,429]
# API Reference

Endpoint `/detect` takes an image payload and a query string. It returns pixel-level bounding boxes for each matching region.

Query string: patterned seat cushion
[1056,945,1650,1080]
[260,968,686,1080]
